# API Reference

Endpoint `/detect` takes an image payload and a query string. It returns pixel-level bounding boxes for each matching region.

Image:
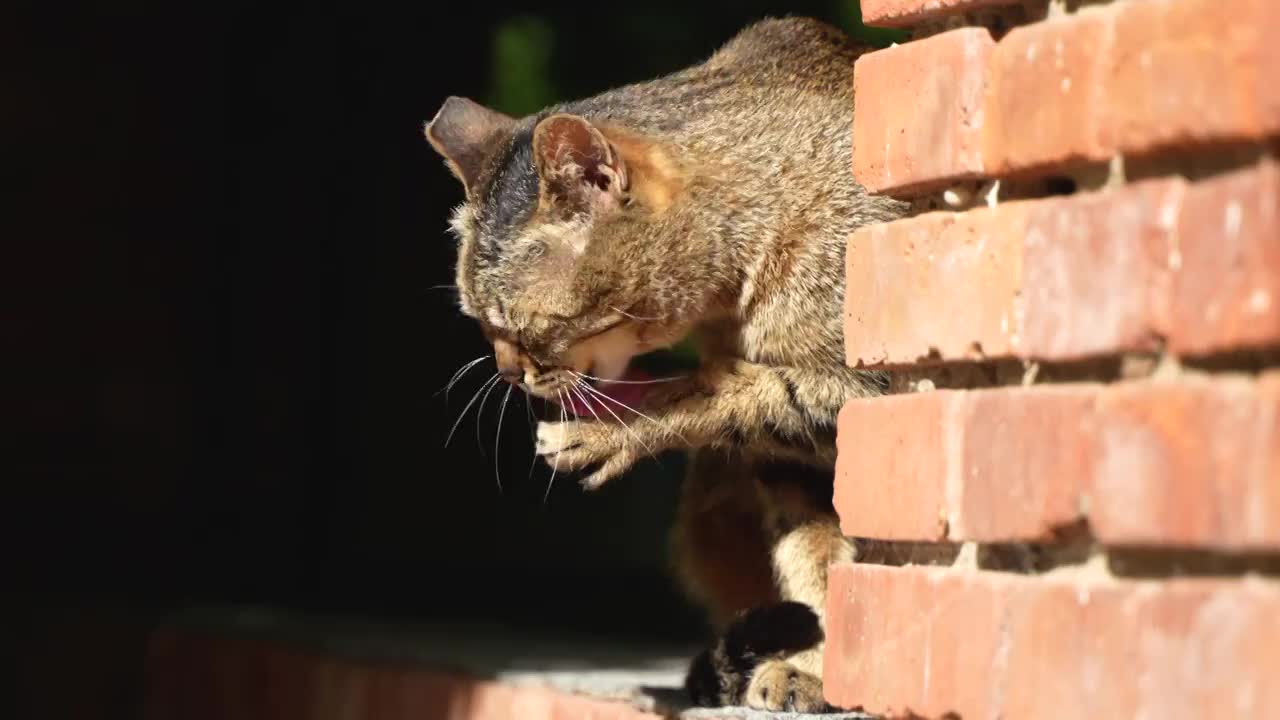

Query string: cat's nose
[492,338,524,385]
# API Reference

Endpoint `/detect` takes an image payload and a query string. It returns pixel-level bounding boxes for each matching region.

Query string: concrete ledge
[142,606,874,720]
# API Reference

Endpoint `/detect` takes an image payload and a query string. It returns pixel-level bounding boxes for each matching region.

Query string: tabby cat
[425,17,908,712]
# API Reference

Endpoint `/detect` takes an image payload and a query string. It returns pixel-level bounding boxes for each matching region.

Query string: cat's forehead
[450,119,601,324]
[472,125,539,247]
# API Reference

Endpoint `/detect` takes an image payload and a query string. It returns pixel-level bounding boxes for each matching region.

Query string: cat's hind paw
[745,660,831,714]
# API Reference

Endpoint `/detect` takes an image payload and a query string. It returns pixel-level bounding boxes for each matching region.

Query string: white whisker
[438,355,488,399]
[544,390,567,505]
[474,374,503,452]
[608,305,664,322]
[575,380,660,460]
[524,394,539,481]
[445,374,499,448]
[578,380,670,432]
[493,385,513,493]
[568,384,604,425]
[572,370,684,385]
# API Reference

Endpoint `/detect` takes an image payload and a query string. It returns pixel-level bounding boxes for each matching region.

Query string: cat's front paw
[535,418,614,469]
[535,419,644,489]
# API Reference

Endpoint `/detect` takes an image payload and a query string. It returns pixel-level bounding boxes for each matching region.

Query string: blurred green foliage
[487,15,558,115]
[841,0,911,47]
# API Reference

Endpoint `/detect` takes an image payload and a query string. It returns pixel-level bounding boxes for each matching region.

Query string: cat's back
[561,17,858,138]
[703,16,858,95]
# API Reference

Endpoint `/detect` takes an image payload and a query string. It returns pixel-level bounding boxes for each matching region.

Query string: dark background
[6,2,897,717]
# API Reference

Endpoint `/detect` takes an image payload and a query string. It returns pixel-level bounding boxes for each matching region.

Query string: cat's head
[425,96,693,403]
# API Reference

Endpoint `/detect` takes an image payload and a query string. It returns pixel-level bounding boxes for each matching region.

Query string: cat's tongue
[560,369,655,418]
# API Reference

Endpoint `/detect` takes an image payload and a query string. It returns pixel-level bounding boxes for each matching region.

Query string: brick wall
[827,0,1280,717]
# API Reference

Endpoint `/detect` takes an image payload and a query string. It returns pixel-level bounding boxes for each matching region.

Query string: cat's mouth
[554,367,658,418]
[546,341,698,418]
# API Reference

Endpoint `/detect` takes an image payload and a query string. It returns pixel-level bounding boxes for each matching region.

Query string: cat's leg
[741,460,852,712]
[675,450,797,709]
[669,449,779,631]
[683,459,849,712]
[737,520,849,712]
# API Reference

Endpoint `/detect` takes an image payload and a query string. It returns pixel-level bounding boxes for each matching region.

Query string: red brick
[1170,162,1280,355]
[1100,0,1280,156]
[825,564,1280,719]
[1089,375,1280,549]
[845,165,1280,366]
[954,385,1098,540]
[863,0,1280,185]
[844,205,1024,366]
[835,392,955,540]
[845,179,1182,366]
[984,12,1114,174]
[861,0,1021,28]
[1001,576,1280,719]
[1018,178,1182,359]
[853,28,993,194]
[1262,0,1280,129]
[306,657,375,719]
[999,580,1135,719]
[825,562,1016,718]
[834,374,1280,548]
[836,385,1096,544]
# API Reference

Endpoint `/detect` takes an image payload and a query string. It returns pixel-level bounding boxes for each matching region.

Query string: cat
[424,16,909,712]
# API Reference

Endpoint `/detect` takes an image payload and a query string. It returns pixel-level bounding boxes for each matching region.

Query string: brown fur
[425,17,909,711]
[669,451,780,630]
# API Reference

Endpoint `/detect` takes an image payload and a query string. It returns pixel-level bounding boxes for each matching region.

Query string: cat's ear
[532,114,628,213]
[425,96,516,194]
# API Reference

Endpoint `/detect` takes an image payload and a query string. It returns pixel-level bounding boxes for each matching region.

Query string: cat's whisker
[544,390,567,505]
[567,385,604,425]
[445,374,499,448]
[474,373,503,453]
[493,385,513,493]
[570,384,614,445]
[608,305,665,322]
[438,355,488,399]
[574,380,659,460]
[521,390,535,434]
[571,370,685,385]
[578,380,678,440]
[523,394,539,481]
